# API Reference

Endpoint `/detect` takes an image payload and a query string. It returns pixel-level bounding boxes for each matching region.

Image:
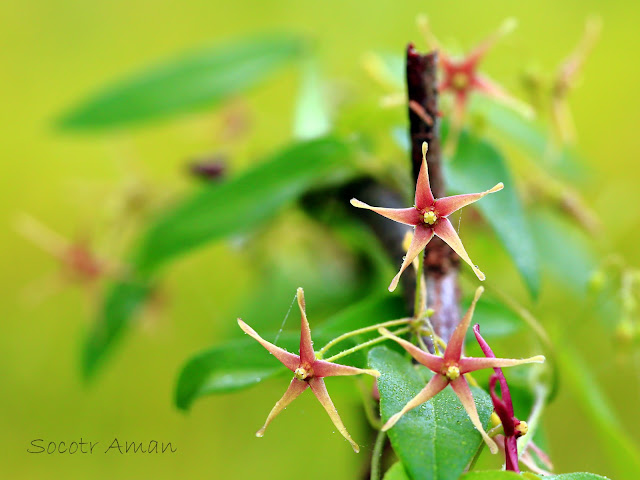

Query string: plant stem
[317,318,412,357]
[370,429,387,480]
[414,252,426,318]
[325,327,410,363]
[357,379,383,430]
[517,382,548,458]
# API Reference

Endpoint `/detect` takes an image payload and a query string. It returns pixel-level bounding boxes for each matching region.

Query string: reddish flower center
[451,71,471,92]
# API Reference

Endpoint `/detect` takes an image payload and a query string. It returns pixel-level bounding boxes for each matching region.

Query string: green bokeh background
[2,1,639,479]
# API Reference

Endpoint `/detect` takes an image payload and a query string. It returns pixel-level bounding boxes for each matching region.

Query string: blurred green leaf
[58,34,306,129]
[459,472,523,480]
[369,346,492,480]
[558,343,640,479]
[464,294,524,342]
[530,207,597,297]
[175,295,406,410]
[537,475,611,480]
[383,462,411,480]
[293,62,331,140]
[446,130,540,298]
[82,280,153,380]
[134,137,355,274]
[85,138,356,380]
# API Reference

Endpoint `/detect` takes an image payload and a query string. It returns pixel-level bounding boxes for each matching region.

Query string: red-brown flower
[379,287,545,453]
[421,17,531,130]
[351,142,503,291]
[238,287,379,452]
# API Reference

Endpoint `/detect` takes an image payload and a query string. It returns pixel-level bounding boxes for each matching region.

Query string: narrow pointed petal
[313,359,379,378]
[381,374,449,431]
[520,449,554,476]
[434,218,485,281]
[256,378,308,437]
[473,324,513,415]
[458,355,545,373]
[296,288,316,365]
[504,435,520,472]
[435,183,503,218]
[489,374,516,435]
[389,224,434,292]
[350,199,421,226]
[449,377,498,454]
[379,328,443,373]
[415,142,435,210]
[473,74,534,119]
[528,441,554,471]
[238,319,300,371]
[444,286,484,363]
[308,377,360,453]
[467,18,517,66]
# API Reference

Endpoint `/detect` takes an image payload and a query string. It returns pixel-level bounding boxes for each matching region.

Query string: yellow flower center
[515,421,528,436]
[452,72,470,91]
[294,367,310,381]
[445,365,460,380]
[424,211,438,225]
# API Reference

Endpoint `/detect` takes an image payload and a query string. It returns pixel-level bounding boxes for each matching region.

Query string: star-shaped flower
[379,287,545,453]
[474,324,528,471]
[419,17,532,130]
[237,287,380,452]
[351,142,503,291]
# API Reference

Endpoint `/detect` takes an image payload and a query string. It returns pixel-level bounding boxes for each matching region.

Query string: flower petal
[313,359,379,378]
[389,224,434,292]
[381,374,449,431]
[434,183,503,218]
[256,378,308,437]
[444,286,484,363]
[504,435,520,472]
[489,374,516,436]
[415,142,435,210]
[433,218,485,280]
[237,319,300,371]
[308,377,360,453]
[472,73,534,119]
[449,377,498,454]
[296,288,316,365]
[378,327,443,373]
[458,355,545,373]
[467,18,517,68]
[350,199,421,226]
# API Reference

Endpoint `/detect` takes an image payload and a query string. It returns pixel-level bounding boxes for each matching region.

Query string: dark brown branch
[406,44,461,343]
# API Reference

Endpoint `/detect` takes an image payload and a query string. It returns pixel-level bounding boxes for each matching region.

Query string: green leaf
[530,207,597,296]
[446,130,540,298]
[175,295,406,410]
[536,474,611,480]
[293,61,331,140]
[459,472,523,480]
[82,280,153,380]
[84,138,356,380]
[58,34,306,129]
[383,462,411,480]
[369,346,493,480]
[134,137,355,274]
[464,294,524,342]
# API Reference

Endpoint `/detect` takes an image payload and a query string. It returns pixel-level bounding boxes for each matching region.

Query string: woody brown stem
[406,44,461,343]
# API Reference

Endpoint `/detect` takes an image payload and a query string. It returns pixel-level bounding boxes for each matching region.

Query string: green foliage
[57,34,306,129]
[293,62,331,140]
[175,295,406,410]
[383,462,411,480]
[84,137,357,379]
[446,130,540,298]
[459,472,523,480]
[369,346,493,480]
[464,294,524,341]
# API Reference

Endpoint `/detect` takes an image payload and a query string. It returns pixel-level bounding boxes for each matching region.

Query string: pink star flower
[351,142,503,291]
[238,288,380,452]
[379,287,545,454]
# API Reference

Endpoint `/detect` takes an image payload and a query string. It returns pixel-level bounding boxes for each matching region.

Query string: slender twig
[318,318,412,357]
[370,429,387,480]
[517,383,549,458]
[325,327,410,363]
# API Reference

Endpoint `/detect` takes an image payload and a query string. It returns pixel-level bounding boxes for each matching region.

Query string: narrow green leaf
[175,295,406,410]
[134,137,354,274]
[464,294,524,342]
[84,138,356,380]
[459,471,523,480]
[530,207,596,296]
[383,462,411,480]
[58,34,306,129]
[293,62,331,140]
[445,130,540,298]
[82,280,153,380]
[369,346,493,480]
